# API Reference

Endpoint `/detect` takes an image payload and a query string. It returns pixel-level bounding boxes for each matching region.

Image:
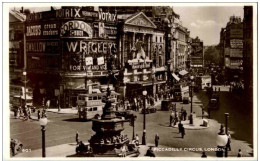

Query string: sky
[173,6,244,46]
[11,5,244,46]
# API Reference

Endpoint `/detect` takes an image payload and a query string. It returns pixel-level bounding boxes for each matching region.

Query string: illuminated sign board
[26,41,60,54]
[64,40,117,71]
[230,39,243,49]
[60,20,93,38]
[56,8,81,18]
[230,29,243,38]
[65,40,117,54]
[26,22,60,38]
[98,11,117,22]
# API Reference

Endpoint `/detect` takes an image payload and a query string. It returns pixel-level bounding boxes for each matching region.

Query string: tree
[204,46,220,65]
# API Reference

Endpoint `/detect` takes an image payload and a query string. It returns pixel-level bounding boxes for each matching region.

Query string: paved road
[10,87,253,157]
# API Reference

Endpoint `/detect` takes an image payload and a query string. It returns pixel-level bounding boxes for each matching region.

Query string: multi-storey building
[9,6,194,108]
[9,9,26,86]
[190,36,204,68]
[243,6,253,103]
[219,16,243,82]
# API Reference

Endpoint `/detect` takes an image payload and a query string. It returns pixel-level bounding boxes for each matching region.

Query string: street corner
[173,118,210,130]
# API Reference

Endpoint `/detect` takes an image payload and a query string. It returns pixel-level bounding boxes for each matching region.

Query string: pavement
[15,142,203,158]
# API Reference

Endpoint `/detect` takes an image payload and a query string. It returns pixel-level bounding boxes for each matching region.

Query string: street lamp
[224,113,229,157]
[152,66,156,98]
[216,124,228,157]
[142,90,147,145]
[23,71,27,108]
[39,117,48,157]
[189,76,194,114]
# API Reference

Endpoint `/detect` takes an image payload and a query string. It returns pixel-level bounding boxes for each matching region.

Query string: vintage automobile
[208,98,219,110]
[141,106,157,114]
[182,97,190,104]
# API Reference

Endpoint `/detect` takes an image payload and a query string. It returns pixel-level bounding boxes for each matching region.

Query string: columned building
[117,12,167,99]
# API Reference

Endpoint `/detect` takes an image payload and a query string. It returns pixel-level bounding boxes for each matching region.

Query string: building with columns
[117,12,167,99]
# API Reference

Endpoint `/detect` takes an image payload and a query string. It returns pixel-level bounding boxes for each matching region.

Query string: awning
[172,73,180,81]
[179,70,189,76]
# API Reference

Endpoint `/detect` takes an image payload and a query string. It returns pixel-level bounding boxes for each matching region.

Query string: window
[89,97,93,100]
[88,108,93,111]
[156,37,158,42]
[93,96,97,100]
[160,37,162,43]
[93,107,98,111]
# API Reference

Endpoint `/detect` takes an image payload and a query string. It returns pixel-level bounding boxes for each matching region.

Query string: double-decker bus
[77,91,120,120]
[9,85,33,110]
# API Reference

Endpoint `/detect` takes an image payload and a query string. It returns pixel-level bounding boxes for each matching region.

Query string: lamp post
[189,76,194,114]
[142,90,147,145]
[39,117,48,157]
[23,71,27,107]
[224,113,229,157]
[216,124,228,157]
[152,66,155,98]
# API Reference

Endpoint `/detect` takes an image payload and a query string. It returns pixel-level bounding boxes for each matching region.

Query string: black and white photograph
[2,2,257,160]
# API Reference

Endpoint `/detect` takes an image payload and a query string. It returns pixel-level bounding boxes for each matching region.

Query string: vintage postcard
[2,2,257,160]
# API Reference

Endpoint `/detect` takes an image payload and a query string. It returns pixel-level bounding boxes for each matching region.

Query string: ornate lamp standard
[224,113,230,157]
[152,66,156,98]
[39,117,48,157]
[216,124,228,157]
[142,90,147,145]
[22,71,27,107]
[189,75,195,114]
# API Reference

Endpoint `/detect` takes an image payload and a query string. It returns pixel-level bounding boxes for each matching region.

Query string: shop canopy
[172,73,180,81]
[179,70,189,76]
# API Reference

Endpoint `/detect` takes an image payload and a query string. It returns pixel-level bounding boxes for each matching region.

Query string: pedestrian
[37,109,41,120]
[178,121,183,134]
[226,131,232,151]
[14,107,18,119]
[189,113,193,124]
[10,139,16,156]
[145,147,155,157]
[181,126,185,139]
[135,134,139,146]
[170,114,173,127]
[237,149,242,157]
[201,151,207,158]
[183,110,187,121]
[202,108,205,119]
[154,133,159,147]
[76,131,79,144]
[46,100,50,109]
[42,109,46,118]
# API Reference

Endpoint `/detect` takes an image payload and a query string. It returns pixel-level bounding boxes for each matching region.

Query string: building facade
[190,36,204,68]
[219,16,244,82]
[9,6,195,108]
[243,6,253,103]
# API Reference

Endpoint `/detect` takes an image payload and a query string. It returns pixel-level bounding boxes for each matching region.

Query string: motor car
[141,106,157,114]
[182,97,190,104]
